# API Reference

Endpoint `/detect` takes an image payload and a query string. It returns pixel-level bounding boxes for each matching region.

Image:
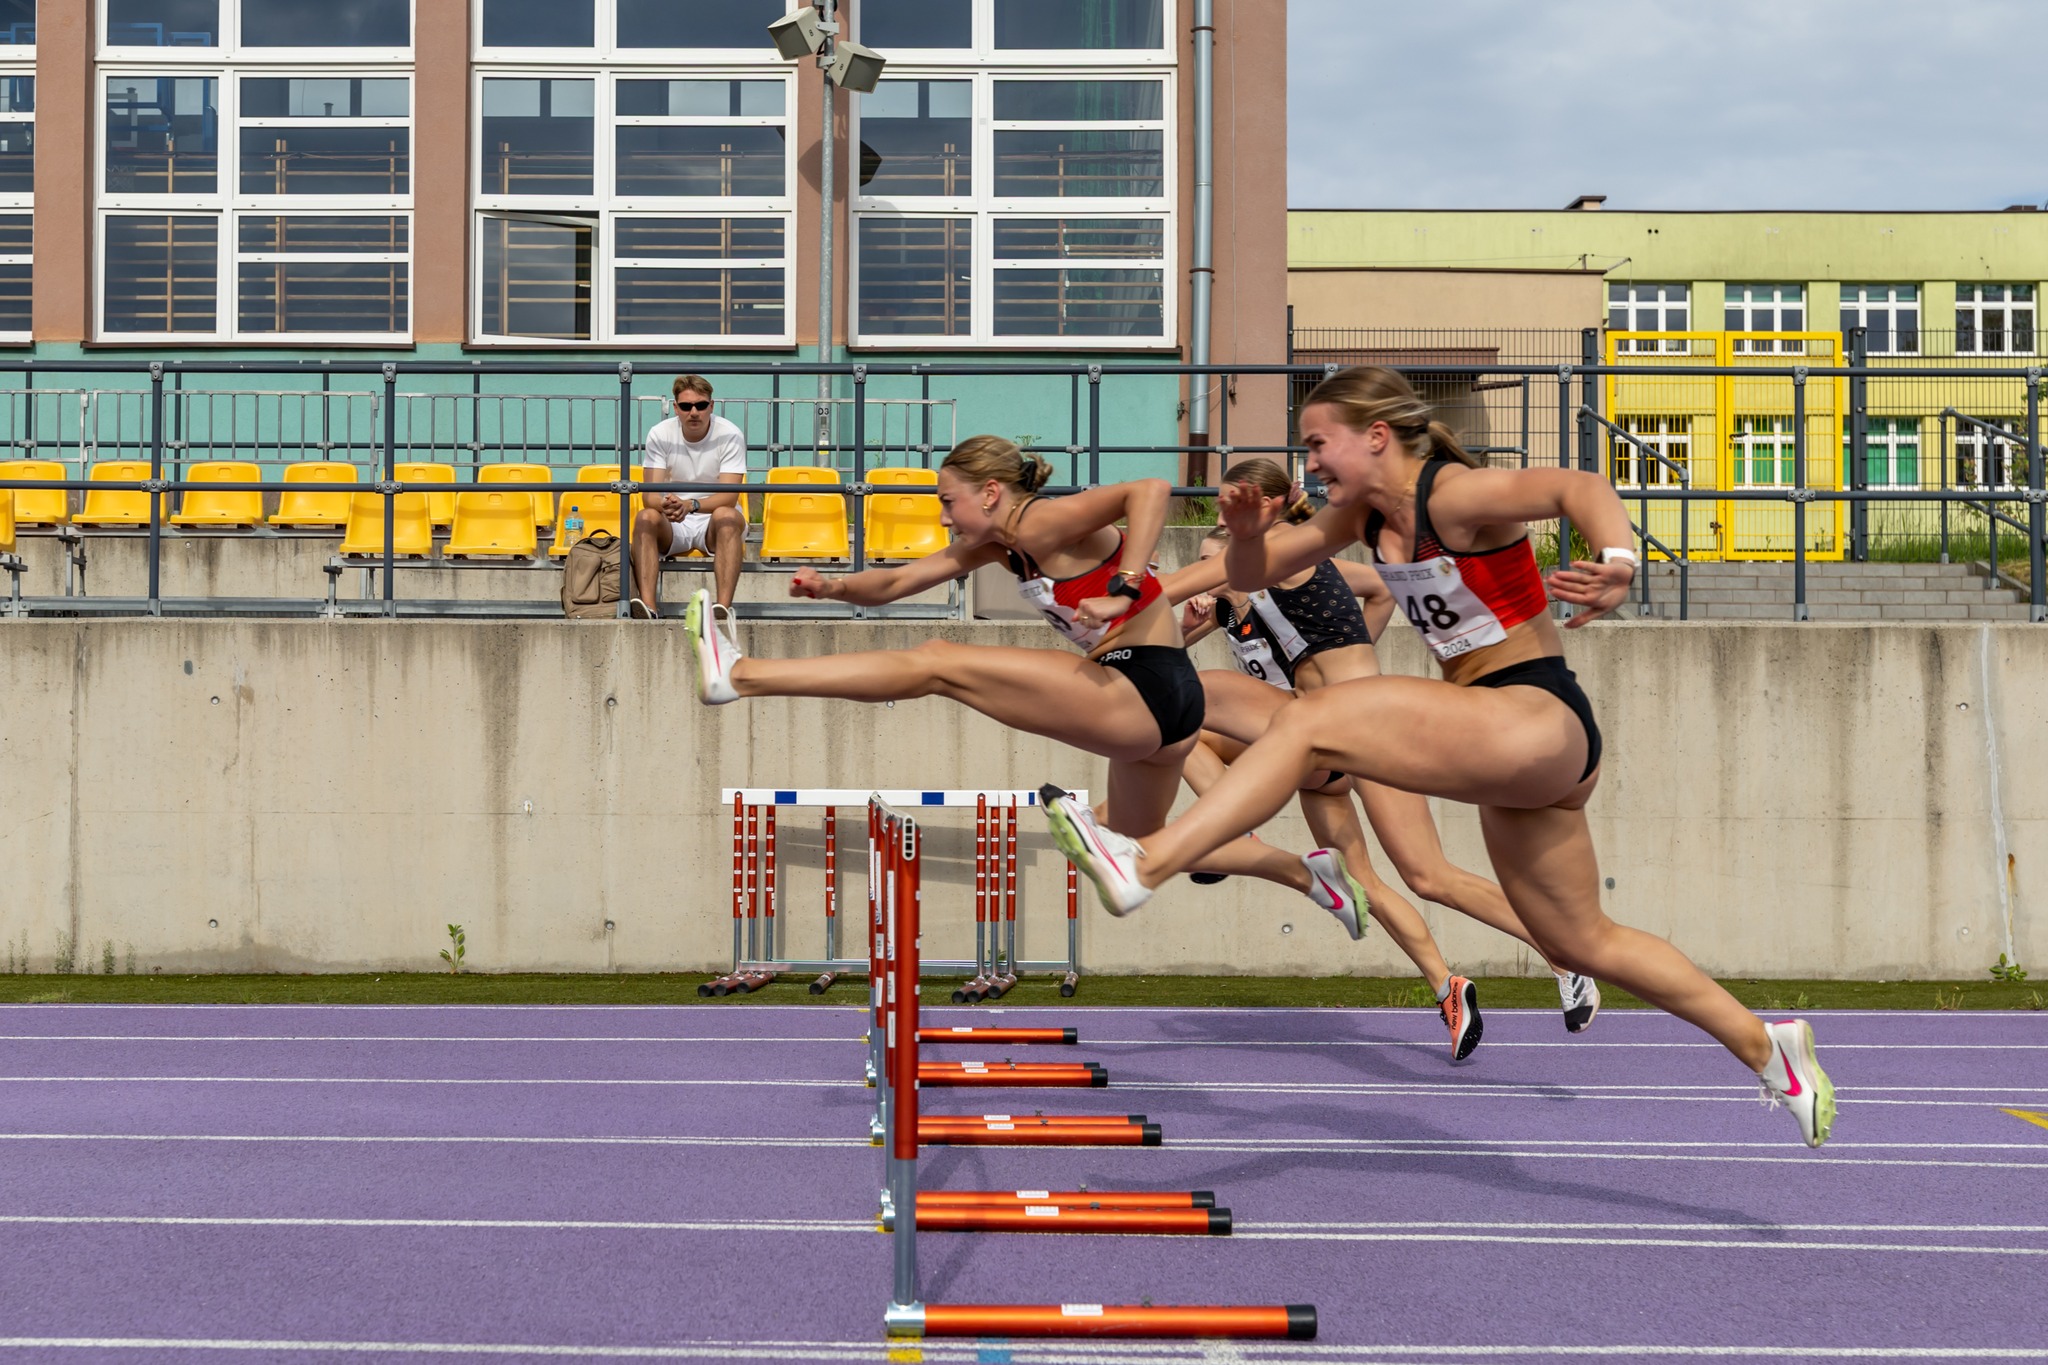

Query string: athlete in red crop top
[1044,368,1834,1149]
[681,434,1374,929]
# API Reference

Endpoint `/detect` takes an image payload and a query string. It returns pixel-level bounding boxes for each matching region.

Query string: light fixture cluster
[769,5,886,93]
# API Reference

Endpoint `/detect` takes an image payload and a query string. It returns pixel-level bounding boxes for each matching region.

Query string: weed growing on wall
[101,941,116,976]
[1990,954,2029,984]
[53,932,76,975]
[124,944,138,975]
[440,924,466,975]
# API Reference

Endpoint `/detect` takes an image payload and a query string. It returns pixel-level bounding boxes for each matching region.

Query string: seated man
[632,374,747,617]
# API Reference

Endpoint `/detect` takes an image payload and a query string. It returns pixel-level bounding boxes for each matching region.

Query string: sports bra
[1005,526,1164,652]
[1365,457,1549,663]
[1215,559,1373,690]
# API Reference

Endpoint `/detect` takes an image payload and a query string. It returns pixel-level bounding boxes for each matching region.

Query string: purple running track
[0,1002,2044,1364]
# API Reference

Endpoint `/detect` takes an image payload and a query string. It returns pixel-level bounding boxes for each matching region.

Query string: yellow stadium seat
[75,461,163,527]
[863,466,948,560]
[268,462,359,529]
[481,463,556,530]
[444,489,538,558]
[0,459,72,526]
[395,462,458,527]
[0,481,13,553]
[169,461,264,527]
[760,466,849,560]
[549,488,624,558]
[337,491,434,558]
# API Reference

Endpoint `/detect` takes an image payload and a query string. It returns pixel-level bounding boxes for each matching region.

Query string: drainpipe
[817,0,836,450]
[1186,0,1215,488]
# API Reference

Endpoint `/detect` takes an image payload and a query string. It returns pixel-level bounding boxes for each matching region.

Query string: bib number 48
[1404,592,1461,633]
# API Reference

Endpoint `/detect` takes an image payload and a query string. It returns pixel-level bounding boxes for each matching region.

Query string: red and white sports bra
[1366,458,1549,662]
[1005,526,1163,652]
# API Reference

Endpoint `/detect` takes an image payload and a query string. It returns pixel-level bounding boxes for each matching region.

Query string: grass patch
[1,973,2044,1011]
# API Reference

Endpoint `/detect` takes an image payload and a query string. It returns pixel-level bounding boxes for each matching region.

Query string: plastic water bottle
[565,512,584,539]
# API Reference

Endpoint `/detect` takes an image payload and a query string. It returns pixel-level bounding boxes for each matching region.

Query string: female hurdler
[1165,461,1602,1055]
[682,434,1371,926]
[1045,368,1834,1147]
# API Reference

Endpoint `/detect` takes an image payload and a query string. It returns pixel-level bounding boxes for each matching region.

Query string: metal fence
[0,353,2042,623]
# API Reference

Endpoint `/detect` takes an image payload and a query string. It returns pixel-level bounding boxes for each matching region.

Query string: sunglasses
[675,400,713,412]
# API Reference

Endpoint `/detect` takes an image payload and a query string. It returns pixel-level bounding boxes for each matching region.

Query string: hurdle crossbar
[870,796,1316,1342]
[714,788,1084,997]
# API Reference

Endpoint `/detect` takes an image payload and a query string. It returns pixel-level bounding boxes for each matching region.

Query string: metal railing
[0,354,2042,624]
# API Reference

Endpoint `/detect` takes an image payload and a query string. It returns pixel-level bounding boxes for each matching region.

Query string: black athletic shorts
[1468,655,1603,782]
[1096,644,1206,749]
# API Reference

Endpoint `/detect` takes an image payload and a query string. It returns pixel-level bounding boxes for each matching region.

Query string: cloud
[1287,0,2048,210]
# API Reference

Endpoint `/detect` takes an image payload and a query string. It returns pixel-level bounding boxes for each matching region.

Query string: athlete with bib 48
[682,435,1374,922]
[1042,367,1834,1147]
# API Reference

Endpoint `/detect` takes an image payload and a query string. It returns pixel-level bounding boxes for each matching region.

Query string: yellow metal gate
[1603,333,1847,561]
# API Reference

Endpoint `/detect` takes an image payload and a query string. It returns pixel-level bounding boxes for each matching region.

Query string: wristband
[1105,572,1144,602]
[1599,547,1638,568]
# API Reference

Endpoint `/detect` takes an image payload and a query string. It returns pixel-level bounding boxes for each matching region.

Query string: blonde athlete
[683,435,1372,924]
[1167,482,1601,1056]
[1045,368,1833,1147]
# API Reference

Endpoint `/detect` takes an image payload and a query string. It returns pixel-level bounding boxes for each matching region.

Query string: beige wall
[413,0,470,344]
[0,619,2039,981]
[1287,269,1608,334]
[31,0,91,342]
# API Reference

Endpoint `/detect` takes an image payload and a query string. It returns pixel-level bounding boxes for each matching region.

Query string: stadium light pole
[771,4,886,457]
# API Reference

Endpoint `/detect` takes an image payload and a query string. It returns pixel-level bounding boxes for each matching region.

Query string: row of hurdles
[863,795,1318,1341]
[0,460,950,562]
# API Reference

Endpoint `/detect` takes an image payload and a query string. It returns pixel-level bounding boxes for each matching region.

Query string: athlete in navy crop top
[683,435,1374,934]
[1046,368,1833,1148]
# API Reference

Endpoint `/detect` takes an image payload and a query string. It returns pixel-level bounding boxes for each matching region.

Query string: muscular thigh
[934,644,1169,763]
[1198,670,1290,748]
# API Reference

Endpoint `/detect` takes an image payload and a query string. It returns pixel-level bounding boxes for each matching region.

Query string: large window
[1725,284,1805,353]
[1607,282,1688,354]
[97,2,411,340]
[1845,416,1920,489]
[1956,284,2035,356]
[1609,415,1690,487]
[476,0,785,57]
[472,65,794,343]
[852,37,1172,347]
[0,61,28,339]
[1839,283,1918,356]
[1954,422,2022,490]
[1731,415,1795,487]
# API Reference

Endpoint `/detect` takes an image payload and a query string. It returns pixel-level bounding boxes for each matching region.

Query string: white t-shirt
[644,413,748,497]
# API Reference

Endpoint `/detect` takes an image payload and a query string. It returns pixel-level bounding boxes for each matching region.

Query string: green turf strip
[0,973,2040,1011]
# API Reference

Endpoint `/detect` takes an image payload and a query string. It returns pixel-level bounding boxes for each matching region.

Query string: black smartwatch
[1105,572,1144,601]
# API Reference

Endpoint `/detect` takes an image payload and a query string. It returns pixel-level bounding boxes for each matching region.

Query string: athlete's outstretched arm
[1016,477,1173,578]
[1332,559,1396,640]
[1220,487,1354,594]
[790,539,1001,607]
[1158,552,1230,606]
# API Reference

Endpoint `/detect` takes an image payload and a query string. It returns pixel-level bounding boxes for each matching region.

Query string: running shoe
[1301,849,1369,941]
[1039,784,1151,917]
[1757,1018,1836,1149]
[684,588,741,705]
[1440,975,1482,1061]
[1558,971,1601,1033]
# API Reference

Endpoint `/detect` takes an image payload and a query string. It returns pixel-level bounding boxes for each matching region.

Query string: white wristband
[1599,547,1638,568]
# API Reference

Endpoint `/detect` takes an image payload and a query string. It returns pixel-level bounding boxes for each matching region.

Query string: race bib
[1016,575,1108,650]
[1225,630,1292,690]
[1377,556,1508,661]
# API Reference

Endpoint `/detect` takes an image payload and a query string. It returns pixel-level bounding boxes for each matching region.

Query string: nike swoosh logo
[1778,1045,1803,1098]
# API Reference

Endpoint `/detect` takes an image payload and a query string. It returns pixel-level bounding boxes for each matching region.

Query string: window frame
[858,0,1177,67]
[468,64,797,346]
[1607,282,1689,355]
[1953,421,2023,490]
[471,0,790,66]
[1725,283,1806,354]
[850,66,1175,350]
[1838,283,1921,357]
[95,63,415,342]
[99,0,415,63]
[1609,414,1690,488]
[0,62,30,342]
[1954,283,2037,357]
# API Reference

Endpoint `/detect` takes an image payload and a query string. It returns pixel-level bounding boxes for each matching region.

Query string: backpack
[561,529,624,619]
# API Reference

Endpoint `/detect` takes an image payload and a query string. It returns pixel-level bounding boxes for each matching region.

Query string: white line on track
[0,1338,2044,1363]
[3,1033,2044,1051]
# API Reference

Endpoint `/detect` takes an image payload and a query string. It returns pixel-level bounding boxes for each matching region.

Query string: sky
[1286,0,2048,212]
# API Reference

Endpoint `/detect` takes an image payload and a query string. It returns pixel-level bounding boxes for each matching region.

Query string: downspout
[1187,0,1215,487]
[817,0,836,448]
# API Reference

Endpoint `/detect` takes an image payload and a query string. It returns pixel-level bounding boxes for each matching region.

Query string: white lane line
[1,1339,2044,1364]
[1233,1230,2048,1256]
[1,1034,2042,1052]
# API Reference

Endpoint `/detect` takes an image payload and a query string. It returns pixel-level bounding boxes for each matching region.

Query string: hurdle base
[905,1303,1317,1340]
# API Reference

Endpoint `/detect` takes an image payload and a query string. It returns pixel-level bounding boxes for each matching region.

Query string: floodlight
[769,7,827,60]
[828,38,886,93]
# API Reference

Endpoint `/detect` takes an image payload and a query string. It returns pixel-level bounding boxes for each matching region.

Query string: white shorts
[660,511,712,556]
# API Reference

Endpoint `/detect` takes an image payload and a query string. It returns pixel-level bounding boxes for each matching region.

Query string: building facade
[7,0,1287,483]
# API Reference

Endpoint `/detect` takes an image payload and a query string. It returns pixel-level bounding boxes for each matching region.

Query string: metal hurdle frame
[869,796,1316,1342]
[708,789,1083,998]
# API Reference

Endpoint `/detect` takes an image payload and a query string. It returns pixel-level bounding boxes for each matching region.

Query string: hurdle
[705,789,1082,998]
[869,796,1317,1342]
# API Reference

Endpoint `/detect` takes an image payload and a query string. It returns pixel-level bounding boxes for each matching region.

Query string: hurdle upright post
[884,802,923,1332]
[763,805,779,963]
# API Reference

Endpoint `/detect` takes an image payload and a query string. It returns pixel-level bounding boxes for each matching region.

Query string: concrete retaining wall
[0,619,2038,980]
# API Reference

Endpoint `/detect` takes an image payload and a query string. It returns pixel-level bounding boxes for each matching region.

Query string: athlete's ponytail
[942,435,1056,494]
[1300,366,1483,468]
[1221,457,1315,523]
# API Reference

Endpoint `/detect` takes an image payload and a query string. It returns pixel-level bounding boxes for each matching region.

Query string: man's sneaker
[1301,850,1368,941]
[629,597,655,620]
[1440,976,1482,1061]
[684,588,741,705]
[1558,972,1601,1033]
[1039,784,1150,917]
[1757,1018,1835,1149]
